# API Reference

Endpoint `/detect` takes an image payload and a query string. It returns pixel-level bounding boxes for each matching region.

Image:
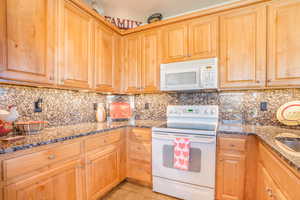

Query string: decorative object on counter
[0,120,13,137]
[105,16,142,29]
[277,101,300,126]
[147,13,163,24]
[96,103,106,122]
[15,121,48,135]
[0,105,19,122]
[109,102,132,120]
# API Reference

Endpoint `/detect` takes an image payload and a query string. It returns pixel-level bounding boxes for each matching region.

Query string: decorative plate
[277,101,300,126]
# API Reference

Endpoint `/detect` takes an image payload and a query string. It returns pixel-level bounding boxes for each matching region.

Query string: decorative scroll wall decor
[105,16,143,29]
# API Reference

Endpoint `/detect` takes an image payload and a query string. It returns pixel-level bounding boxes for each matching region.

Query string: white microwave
[160,58,218,91]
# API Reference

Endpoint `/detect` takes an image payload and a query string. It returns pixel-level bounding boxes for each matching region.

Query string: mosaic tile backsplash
[0,85,106,126]
[134,89,300,129]
[1,84,300,129]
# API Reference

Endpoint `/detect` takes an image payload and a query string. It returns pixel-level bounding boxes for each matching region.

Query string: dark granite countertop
[218,123,300,172]
[1,120,300,173]
[0,120,165,154]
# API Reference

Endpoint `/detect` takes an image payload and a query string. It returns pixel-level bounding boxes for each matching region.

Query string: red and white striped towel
[173,138,190,171]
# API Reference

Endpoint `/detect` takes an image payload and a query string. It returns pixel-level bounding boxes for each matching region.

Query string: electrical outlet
[34,98,43,113]
[260,102,268,111]
[145,103,150,110]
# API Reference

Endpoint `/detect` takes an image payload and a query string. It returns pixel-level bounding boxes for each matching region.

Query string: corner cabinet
[5,159,84,200]
[94,22,115,92]
[267,0,300,87]
[0,0,56,85]
[219,5,267,89]
[57,0,93,89]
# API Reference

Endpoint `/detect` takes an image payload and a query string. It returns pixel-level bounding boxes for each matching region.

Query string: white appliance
[152,105,219,200]
[160,58,218,91]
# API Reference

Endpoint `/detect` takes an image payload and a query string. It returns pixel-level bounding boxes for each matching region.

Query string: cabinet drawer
[127,160,151,184]
[129,142,151,163]
[85,130,121,152]
[259,143,300,200]
[3,142,81,180]
[129,128,151,142]
[218,137,246,152]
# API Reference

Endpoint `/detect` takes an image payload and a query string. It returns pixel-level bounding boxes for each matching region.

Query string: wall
[0,85,106,126]
[135,89,300,128]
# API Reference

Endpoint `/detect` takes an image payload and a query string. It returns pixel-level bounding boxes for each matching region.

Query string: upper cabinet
[162,23,188,63]
[57,0,93,89]
[123,33,142,93]
[141,30,161,92]
[0,0,56,85]
[123,30,161,94]
[219,5,267,89]
[162,16,218,63]
[94,22,115,92]
[267,0,300,87]
[188,16,218,60]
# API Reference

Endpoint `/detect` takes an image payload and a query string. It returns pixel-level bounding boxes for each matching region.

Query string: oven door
[152,132,216,188]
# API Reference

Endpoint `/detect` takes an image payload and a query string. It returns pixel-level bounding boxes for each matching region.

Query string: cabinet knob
[48,154,56,160]
[266,187,273,197]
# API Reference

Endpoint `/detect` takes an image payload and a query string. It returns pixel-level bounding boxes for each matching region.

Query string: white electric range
[152,105,219,200]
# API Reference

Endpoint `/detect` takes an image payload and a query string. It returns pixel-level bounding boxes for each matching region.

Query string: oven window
[162,145,201,172]
[166,72,197,85]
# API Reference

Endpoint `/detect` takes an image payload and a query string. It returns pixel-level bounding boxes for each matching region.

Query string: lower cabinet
[4,159,84,200]
[217,152,246,200]
[85,144,120,200]
[216,135,258,200]
[127,128,152,186]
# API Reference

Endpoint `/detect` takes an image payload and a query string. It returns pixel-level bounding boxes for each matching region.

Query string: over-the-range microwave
[160,58,218,91]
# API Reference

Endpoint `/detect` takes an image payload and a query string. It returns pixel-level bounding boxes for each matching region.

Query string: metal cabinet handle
[266,187,273,197]
[48,154,56,160]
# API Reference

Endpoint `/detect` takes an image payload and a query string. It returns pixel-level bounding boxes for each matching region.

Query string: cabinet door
[0,0,56,85]
[5,159,84,200]
[58,0,93,89]
[86,145,120,200]
[94,22,114,92]
[0,1,6,71]
[162,23,188,63]
[141,30,160,93]
[216,152,246,200]
[220,5,267,89]
[124,34,141,93]
[188,16,218,59]
[268,0,300,87]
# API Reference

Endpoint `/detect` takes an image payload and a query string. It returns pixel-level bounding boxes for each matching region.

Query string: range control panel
[167,105,219,118]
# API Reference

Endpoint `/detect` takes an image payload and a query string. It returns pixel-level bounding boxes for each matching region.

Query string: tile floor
[102,181,179,200]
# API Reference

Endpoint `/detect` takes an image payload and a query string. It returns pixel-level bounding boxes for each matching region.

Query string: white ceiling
[86,0,238,23]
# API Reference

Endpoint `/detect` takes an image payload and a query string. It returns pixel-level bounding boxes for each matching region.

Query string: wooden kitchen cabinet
[85,144,120,200]
[94,22,115,92]
[188,16,218,60]
[141,30,161,93]
[161,16,218,63]
[57,0,93,89]
[219,5,267,89]
[4,159,84,200]
[127,128,152,186]
[123,33,142,93]
[0,0,56,85]
[162,23,188,63]
[216,135,258,200]
[267,0,300,87]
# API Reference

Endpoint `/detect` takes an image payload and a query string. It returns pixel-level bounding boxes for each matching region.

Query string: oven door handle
[152,133,216,143]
